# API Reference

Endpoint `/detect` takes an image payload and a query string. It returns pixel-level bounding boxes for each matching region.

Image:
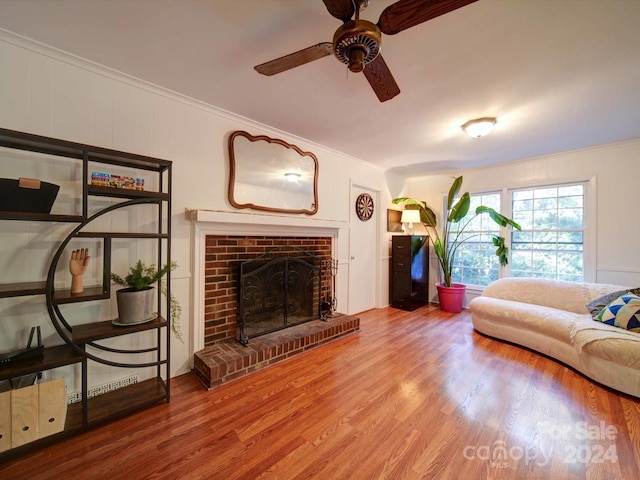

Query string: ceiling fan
[254,0,478,102]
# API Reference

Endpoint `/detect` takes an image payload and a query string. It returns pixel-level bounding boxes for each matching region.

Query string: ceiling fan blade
[322,0,355,22]
[363,55,401,102]
[254,42,333,76]
[377,0,478,35]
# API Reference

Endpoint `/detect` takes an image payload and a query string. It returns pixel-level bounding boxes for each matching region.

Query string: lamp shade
[401,209,421,224]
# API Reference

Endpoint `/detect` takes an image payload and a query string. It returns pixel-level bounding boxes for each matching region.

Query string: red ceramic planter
[436,282,467,313]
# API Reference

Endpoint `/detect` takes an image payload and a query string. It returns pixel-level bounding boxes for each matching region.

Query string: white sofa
[469,277,640,398]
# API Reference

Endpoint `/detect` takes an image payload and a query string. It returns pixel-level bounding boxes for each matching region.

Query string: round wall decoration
[355,193,374,221]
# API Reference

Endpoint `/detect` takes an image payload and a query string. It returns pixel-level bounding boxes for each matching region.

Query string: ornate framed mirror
[228,131,319,215]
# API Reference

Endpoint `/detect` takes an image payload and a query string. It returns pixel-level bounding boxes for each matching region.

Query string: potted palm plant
[111,260,182,341]
[393,176,521,312]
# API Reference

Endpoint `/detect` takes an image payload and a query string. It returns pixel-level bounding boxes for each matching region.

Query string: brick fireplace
[188,210,359,388]
[203,235,332,346]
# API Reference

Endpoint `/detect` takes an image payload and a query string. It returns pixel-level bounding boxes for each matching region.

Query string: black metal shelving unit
[0,127,172,459]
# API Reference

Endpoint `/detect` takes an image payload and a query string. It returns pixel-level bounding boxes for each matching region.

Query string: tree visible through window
[450,192,502,286]
[450,182,586,286]
[510,184,584,281]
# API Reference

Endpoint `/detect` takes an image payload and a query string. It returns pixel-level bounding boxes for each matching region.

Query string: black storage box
[0,178,60,213]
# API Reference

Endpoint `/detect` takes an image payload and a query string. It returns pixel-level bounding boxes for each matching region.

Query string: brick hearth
[193,234,358,389]
[193,314,359,389]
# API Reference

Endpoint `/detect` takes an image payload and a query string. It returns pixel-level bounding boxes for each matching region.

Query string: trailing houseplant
[111,260,183,342]
[393,176,521,311]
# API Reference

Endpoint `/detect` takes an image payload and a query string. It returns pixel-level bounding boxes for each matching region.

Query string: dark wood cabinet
[391,235,429,311]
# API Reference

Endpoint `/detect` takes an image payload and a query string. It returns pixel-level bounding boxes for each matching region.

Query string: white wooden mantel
[187,209,349,355]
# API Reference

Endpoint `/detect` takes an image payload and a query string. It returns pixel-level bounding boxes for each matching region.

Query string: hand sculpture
[69,248,90,294]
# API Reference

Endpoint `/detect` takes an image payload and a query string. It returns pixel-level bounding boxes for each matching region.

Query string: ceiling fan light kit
[254,0,478,102]
[333,19,381,73]
[462,117,497,138]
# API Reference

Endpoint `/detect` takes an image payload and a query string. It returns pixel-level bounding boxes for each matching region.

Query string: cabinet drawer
[391,298,412,310]
[392,278,412,297]
[392,243,410,255]
[392,254,411,271]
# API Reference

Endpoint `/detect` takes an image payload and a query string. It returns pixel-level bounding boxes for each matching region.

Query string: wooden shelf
[73,316,167,344]
[64,401,85,431]
[0,281,46,298]
[63,378,168,429]
[52,286,108,304]
[0,129,84,160]
[0,404,83,462]
[87,185,169,200]
[0,127,171,172]
[87,378,168,425]
[75,231,168,240]
[0,344,83,381]
[88,150,172,172]
[9,378,167,452]
[0,211,83,222]
[0,284,109,301]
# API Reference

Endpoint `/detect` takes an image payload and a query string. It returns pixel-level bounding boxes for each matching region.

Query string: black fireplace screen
[237,246,323,346]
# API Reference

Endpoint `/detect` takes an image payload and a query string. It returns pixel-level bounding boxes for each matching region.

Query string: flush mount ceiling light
[461,117,497,138]
[284,172,301,182]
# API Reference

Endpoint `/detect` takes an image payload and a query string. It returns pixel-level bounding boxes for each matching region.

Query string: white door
[348,185,378,314]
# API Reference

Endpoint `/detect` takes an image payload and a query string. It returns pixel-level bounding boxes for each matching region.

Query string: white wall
[402,139,640,302]
[0,31,402,388]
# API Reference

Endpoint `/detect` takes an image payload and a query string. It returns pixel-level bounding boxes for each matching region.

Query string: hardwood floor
[1,305,639,479]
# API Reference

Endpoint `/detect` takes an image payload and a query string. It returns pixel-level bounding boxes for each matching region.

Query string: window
[510,184,585,281]
[450,182,587,286]
[450,192,502,287]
